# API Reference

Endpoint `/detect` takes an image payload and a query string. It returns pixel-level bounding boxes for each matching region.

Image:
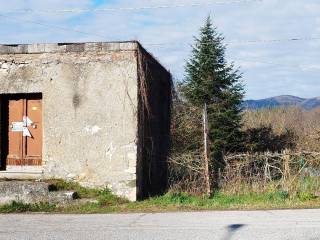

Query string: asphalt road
[0,209,320,240]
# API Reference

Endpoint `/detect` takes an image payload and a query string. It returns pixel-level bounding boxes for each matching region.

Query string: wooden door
[7,97,42,166]
[7,99,24,166]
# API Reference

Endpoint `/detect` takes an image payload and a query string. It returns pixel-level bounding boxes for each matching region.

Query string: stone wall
[136,45,172,199]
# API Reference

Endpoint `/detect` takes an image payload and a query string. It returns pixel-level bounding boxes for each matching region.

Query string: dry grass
[243,107,320,152]
[222,151,320,195]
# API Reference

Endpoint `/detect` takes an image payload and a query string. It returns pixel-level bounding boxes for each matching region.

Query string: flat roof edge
[0,41,139,54]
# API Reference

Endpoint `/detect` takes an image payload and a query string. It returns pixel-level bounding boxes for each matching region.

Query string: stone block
[0,181,49,204]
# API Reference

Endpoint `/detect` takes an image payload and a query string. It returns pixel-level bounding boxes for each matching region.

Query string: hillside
[243,95,320,110]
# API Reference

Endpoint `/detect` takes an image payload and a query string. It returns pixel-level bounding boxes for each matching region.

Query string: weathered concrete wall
[0,42,139,201]
[136,45,172,199]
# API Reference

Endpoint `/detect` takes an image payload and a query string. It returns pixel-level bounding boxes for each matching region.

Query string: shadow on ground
[222,224,246,240]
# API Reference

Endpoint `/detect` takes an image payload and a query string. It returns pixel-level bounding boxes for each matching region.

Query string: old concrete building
[0,41,172,201]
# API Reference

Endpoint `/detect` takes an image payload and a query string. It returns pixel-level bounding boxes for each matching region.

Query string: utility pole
[203,103,211,196]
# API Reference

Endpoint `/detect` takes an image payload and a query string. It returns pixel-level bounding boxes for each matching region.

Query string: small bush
[97,187,129,206]
[242,125,296,152]
[276,191,290,200]
[297,192,317,201]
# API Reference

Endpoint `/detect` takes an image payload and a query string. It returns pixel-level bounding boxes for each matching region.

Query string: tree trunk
[203,103,211,196]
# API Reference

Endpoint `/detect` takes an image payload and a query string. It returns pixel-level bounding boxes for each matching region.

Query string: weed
[0,201,56,213]
[47,179,101,199]
[97,187,129,206]
[297,192,317,201]
[0,181,319,214]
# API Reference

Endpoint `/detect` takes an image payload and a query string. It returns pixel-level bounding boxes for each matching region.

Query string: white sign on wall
[11,122,24,132]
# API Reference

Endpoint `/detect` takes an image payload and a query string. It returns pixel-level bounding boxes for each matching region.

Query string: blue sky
[0,0,319,99]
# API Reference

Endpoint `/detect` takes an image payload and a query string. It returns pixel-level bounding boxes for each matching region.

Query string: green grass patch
[69,190,315,214]
[115,191,320,213]
[47,179,101,199]
[0,201,56,213]
[1,180,320,213]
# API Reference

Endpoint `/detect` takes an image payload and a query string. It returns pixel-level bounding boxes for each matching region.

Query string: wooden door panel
[6,96,42,167]
[7,99,24,165]
[25,99,42,160]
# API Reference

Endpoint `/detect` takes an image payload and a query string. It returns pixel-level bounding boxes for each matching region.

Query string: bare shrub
[242,125,296,152]
[243,107,320,152]
[169,104,320,195]
[169,153,206,195]
[222,151,320,194]
[168,99,207,194]
[170,100,203,154]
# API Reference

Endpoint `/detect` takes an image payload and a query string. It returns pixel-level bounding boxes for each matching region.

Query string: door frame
[0,93,43,170]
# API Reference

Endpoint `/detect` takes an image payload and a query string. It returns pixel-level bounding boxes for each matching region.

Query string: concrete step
[0,181,78,205]
[0,169,43,180]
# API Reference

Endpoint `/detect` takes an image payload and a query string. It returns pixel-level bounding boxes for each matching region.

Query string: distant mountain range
[243,95,320,110]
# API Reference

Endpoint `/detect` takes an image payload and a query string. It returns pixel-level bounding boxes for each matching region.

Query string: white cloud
[300,64,320,72]
[0,0,319,99]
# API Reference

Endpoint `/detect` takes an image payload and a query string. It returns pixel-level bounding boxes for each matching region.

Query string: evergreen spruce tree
[179,16,244,189]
